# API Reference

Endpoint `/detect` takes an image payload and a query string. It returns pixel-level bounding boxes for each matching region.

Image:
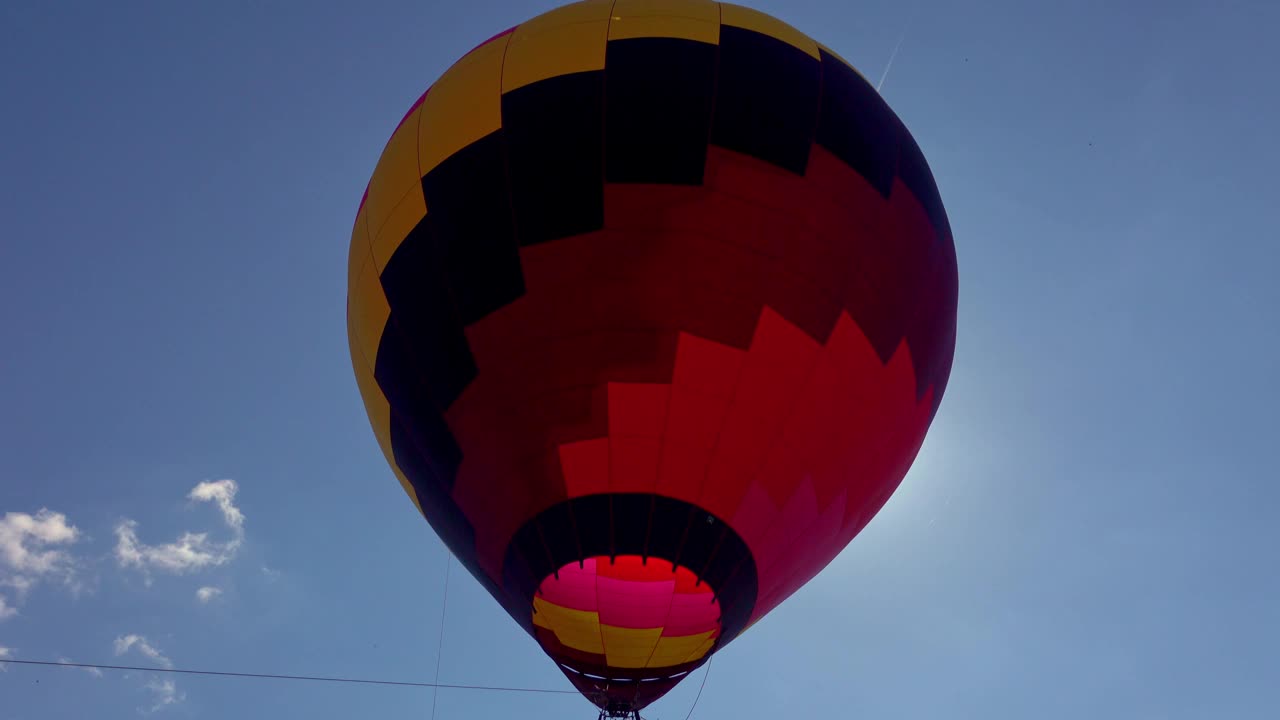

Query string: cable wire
[0,659,578,695]
[682,657,713,720]
[429,551,453,720]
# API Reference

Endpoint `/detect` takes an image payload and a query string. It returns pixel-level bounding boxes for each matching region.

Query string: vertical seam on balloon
[596,0,620,681]
[668,0,729,580]
[716,41,844,586]
[602,0,618,190]
[642,0,724,582]
[566,485,586,568]
[636,564,681,673]
[703,1,723,181]
[490,27,560,600]
[371,158,486,589]
[721,50,921,617]
[495,27,518,250]
[491,22,590,571]
[592,556,611,676]
[642,367,678,565]
[666,505,697,592]
[724,331,823,521]
[532,516,559,583]
[355,152,444,525]
[599,0,619,504]
[696,312,827,632]
[805,120,940,544]
[803,32,826,177]
[368,57,493,529]
[693,525,727,592]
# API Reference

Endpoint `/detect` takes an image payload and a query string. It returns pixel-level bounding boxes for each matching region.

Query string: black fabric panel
[672,506,725,589]
[644,498,689,566]
[711,26,821,175]
[502,71,605,245]
[815,49,899,197]
[375,327,465,486]
[500,541,542,635]
[611,492,651,560]
[419,130,526,324]
[604,37,717,185]
[894,123,952,242]
[572,494,612,560]
[388,416,473,556]
[536,503,579,575]
[904,246,959,414]
[377,223,476,411]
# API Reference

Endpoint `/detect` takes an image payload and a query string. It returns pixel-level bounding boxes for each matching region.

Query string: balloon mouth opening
[531,554,722,675]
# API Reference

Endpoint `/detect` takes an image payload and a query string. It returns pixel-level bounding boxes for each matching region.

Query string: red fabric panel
[697,307,821,522]
[607,383,671,438]
[560,438,610,498]
[442,145,951,611]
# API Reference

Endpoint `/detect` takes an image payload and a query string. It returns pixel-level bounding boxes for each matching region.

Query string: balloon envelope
[347,0,957,713]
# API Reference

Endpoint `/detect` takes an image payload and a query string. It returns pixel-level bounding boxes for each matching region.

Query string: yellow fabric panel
[533,597,606,654]
[350,343,392,460]
[601,625,663,668]
[369,186,426,271]
[391,465,424,515]
[348,335,423,515]
[646,630,716,667]
[502,0,612,93]
[608,0,720,43]
[417,36,508,177]
[348,260,390,374]
[681,635,716,665]
[365,106,423,240]
[720,3,818,59]
[347,204,371,293]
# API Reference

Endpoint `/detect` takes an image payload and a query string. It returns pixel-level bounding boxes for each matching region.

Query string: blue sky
[2,0,1277,718]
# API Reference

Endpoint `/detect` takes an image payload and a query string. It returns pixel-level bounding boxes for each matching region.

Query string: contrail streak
[877,7,918,92]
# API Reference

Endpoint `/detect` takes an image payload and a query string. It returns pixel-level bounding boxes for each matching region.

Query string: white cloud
[0,509,81,617]
[58,656,103,677]
[114,523,234,574]
[0,644,11,670]
[195,586,222,603]
[114,479,245,579]
[144,677,184,712]
[114,634,173,669]
[114,635,183,712]
[188,480,243,532]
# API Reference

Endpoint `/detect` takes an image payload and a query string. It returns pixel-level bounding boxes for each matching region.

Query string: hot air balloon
[346,1,957,716]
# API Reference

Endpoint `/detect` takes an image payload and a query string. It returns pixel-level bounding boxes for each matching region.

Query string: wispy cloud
[114,479,245,580]
[114,634,184,712]
[0,509,81,618]
[188,480,244,532]
[0,644,11,670]
[58,656,104,677]
[114,634,173,669]
[143,677,184,713]
[114,524,234,575]
[195,586,222,603]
